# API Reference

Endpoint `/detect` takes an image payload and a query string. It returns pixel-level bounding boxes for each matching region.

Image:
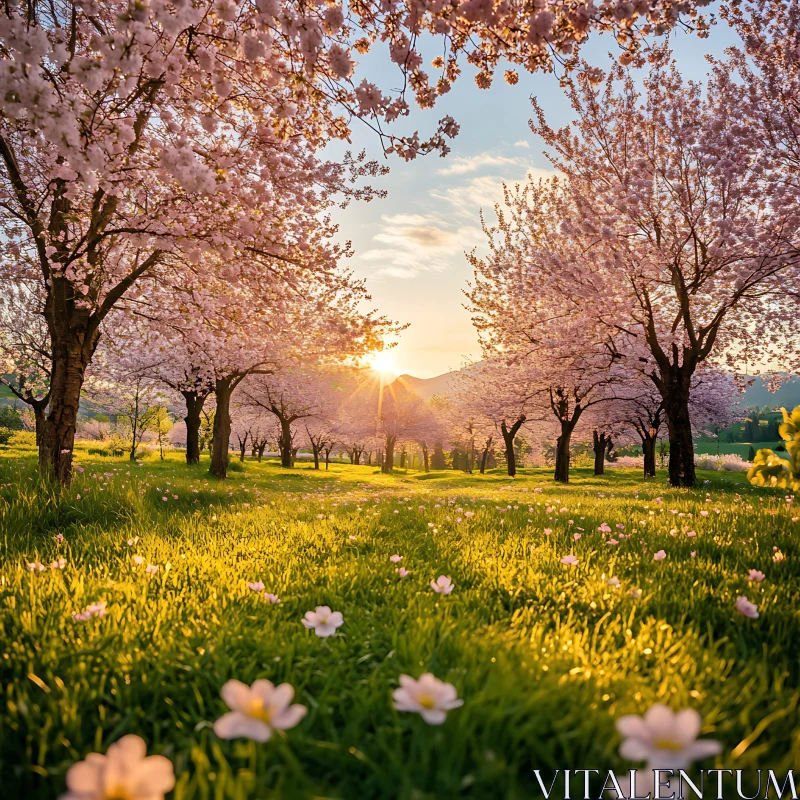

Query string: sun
[367,350,397,375]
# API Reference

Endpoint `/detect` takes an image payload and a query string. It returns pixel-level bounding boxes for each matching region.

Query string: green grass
[1,440,799,798]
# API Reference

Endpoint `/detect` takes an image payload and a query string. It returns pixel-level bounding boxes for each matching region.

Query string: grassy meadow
[1,437,799,798]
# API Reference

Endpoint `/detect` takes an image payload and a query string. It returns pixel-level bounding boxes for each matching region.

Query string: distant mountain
[394,372,456,401]
[396,368,800,410]
[740,375,800,411]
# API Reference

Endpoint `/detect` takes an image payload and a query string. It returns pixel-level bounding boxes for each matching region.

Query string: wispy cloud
[514,140,530,148]
[431,166,556,220]
[360,213,482,280]
[436,152,530,176]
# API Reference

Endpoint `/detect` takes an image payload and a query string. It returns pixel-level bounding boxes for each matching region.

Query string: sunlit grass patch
[1,451,798,797]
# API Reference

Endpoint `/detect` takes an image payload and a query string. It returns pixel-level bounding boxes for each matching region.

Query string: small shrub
[0,406,24,430]
[9,430,36,447]
[0,427,13,445]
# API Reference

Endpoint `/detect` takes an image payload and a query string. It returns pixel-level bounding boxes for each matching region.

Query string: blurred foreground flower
[560,555,579,566]
[214,679,307,742]
[247,581,265,592]
[302,606,344,637]
[736,595,759,618]
[616,704,722,769]
[60,734,174,800]
[393,673,463,725]
[430,575,454,594]
[72,602,106,622]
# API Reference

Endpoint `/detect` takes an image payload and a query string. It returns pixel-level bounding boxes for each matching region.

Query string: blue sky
[330,14,740,378]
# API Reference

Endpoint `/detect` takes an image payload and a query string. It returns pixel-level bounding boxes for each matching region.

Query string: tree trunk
[32,403,47,448]
[129,396,139,461]
[422,444,429,473]
[664,388,696,488]
[501,416,526,478]
[480,437,493,474]
[312,443,320,470]
[593,446,604,476]
[466,440,475,474]
[182,391,207,466]
[554,423,574,483]
[278,418,292,467]
[38,316,98,487]
[642,435,657,478]
[257,442,266,462]
[382,437,396,473]
[399,449,406,469]
[324,448,330,470]
[592,430,611,476]
[210,377,233,479]
[367,451,372,466]
[238,435,247,462]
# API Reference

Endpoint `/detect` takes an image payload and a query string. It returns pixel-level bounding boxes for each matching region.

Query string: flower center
[417,693,436,710]
[245,698,274,724]
[654,738,684,752]
[104,786,132,800]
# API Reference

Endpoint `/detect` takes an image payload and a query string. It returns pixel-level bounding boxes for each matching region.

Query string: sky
[329,13,740,379]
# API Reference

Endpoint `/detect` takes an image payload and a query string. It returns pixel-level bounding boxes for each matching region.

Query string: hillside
[396,369,800,410]
[394,372,456,400]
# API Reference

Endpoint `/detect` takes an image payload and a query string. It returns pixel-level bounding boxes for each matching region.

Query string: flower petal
[131,754,176,795]
[271,704,307,730]
[420,708,448,725]
[643,703,676,741]
[616,714,650,741]
[267,682,294,711]
[220,680,252,712]
[65,754,106,792]
[674,708,702,745]
[250,679,276,705]
[685,739,723,761]
[213,711,272,742]
[619,738,652,762]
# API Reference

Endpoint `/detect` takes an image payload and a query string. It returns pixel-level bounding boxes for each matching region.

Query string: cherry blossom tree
[0,5,395,485]
[85,370,168,461]
[241,366,345,469]
[447,361,531,476]
[103,314,216,465]
[532,56,800,486]
[376,384,437,473]
[468,55,799,487]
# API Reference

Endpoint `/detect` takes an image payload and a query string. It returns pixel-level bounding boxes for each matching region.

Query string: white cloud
[359,213,482,279]
[374,266,419,280]
[436,152,530,176]
[514,140,530,148]
[431,166,556,220]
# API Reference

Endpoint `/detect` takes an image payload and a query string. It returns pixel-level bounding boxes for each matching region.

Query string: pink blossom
[736,596,759,619]
[430,575,454,594]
